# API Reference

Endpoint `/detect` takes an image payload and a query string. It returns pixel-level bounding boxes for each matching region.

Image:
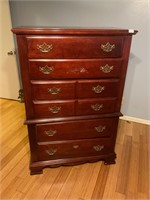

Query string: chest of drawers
[12,28,137,175]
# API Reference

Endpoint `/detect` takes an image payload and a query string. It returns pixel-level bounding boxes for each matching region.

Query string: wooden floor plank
[44,166,72,200]
[116,135,132,194]
[91,164,110,199]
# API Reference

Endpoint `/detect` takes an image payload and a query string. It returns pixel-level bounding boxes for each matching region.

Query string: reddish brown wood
[27,36,123,58]
[11,27,137,175]
[29,59,123,79]
[77,79,119,98]
[11,27,138,35]
[31,80,76,100]
[76,98,116,115]
[33,100,75,118]
[37,138,113,161]
[36,118,117,142]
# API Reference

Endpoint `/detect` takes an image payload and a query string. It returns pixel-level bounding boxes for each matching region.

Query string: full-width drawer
[37,138,114,161]
[29,59,122,79]
[76,98,116,115]
[36,118,117,142]
[31,80,76,100]
[27,36,123,58]
[33,100,75,118]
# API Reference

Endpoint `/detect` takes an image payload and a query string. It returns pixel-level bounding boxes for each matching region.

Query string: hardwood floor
[0,98,149,199]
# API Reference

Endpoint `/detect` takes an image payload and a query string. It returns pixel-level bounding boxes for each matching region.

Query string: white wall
[9,0,150,120]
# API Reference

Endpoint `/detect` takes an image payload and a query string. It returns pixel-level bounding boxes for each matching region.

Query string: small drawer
[76,98,116,115]
[33,100,75,118]
[31,80,76,100]
[36,118,117,142]
[29,59,122,80]
[77,79,119,98]
[37,138,113,161]
[27,36,123,58]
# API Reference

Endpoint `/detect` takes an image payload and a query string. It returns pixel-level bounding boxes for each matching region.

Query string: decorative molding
[120,115,150,125]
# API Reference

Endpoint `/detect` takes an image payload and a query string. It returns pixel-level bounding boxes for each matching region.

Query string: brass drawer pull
[95,125,106,133]
[49,106,61,114]
[46,148,57,156]
[91,104,103,111]
[39,65,54,74]
[100,64,114,73]
[101,42,115,52]
[37,42,53,53]
[48,87,61,95]
[93,145,104,152]
[92,85,105,94]
[44,129,57,137]
[73,145,79,149]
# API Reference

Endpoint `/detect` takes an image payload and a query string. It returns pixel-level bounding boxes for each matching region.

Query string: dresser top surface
[11,27,138,35]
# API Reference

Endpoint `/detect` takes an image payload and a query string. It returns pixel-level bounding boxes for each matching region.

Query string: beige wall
[0,0,20,100]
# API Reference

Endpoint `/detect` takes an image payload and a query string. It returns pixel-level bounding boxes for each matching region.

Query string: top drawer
[26,36,124,59]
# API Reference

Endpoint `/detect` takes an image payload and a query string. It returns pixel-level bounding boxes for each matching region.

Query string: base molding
[120,115,150,125]
[30,153,116,175]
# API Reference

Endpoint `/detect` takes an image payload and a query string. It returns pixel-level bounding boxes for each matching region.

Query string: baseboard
[120,115,150,125]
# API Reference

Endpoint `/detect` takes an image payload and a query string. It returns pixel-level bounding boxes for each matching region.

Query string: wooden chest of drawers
[12,28,137,175]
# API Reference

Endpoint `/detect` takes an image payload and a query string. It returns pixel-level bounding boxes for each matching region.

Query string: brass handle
[100,64,114,73]
[92,85,105,94]
[49,106,61,114]
[39,65,54,74]
[95,125,106,133]
[48,87,61,95]
[46,148,57,156]
[93,145,104,152]
[91,104,103,111]
[44,129,57,137]
[101,42,115,52]
[37,42,53,53]
[73,145,79,149]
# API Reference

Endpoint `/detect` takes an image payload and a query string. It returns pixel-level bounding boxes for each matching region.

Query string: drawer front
[33,100,75,118]
[77,80,119,98]
[36,118,116,142]
[27,36,123,58]
[76,98,116,115]
[37,138,113,161]
[31,80,76,100]
[29,60,122,79]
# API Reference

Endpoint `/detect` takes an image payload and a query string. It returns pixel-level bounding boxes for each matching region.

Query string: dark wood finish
[29,59,123,79]
[27,36,123,58]
[11,27,138,35]
[37,138,113,161]
[31,80,76,100]
[33,100,75,118]
[77,79,119,98]
[36,118,117,142]
[76,98,116,115]
[12,27,137,175]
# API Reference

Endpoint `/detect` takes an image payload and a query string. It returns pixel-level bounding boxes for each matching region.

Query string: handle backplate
[49,106,61,114]
[100,64,114,73]
[93,145,104,152]
[44,129,57,137]
[39,65,54,74]
[101,42,115,52]
[91,104,103,111]
[37,42,53,53]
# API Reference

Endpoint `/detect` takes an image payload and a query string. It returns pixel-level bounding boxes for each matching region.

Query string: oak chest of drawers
[12,27,137,175]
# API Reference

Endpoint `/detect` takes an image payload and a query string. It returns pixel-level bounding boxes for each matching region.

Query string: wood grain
[0,98,149,199]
